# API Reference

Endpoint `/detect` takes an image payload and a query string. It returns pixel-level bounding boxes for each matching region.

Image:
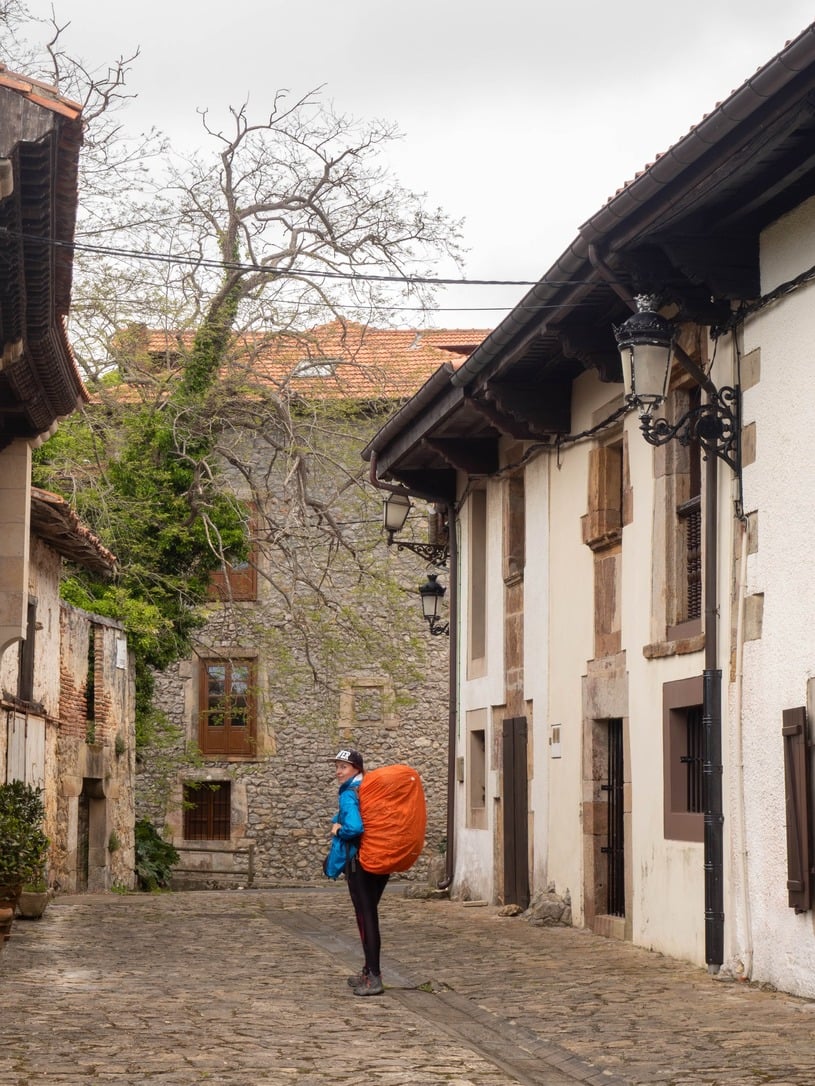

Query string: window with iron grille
[658,383,705,641]
[677,496,702,622]
[183,781,231,840]
[682,705,704,814]
[663,676,704,841]
[682,386,702,621]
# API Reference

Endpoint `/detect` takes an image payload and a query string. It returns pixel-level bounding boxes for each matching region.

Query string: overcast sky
[17,1,815,327]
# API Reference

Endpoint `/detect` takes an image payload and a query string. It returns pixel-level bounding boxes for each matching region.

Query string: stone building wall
[145,625,449,888]
[1,537,136,893]
[54,611,137,892]
[137,401,454,890]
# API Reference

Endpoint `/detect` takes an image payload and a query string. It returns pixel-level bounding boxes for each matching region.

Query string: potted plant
[17,866,50,919]
[0,781,49,939]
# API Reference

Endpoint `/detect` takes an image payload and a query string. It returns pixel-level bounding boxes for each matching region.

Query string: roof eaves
[30,487,117,576]
[579,23,815,248]
[361,362,457,462]
[449,21,815,394]
[0,65,82,120]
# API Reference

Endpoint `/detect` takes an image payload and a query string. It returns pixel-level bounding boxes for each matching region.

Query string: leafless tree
[15,4,459,693]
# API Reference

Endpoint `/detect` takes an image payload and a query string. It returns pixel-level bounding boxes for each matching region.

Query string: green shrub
[134,819,179,891]
[0,781,49,888]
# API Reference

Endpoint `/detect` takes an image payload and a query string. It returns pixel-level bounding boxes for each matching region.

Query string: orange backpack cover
[357,764,427,875]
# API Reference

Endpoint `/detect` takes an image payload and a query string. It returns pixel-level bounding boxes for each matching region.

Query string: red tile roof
[0,64,82,121]
[30,487,117,576]
[139,320,492,401]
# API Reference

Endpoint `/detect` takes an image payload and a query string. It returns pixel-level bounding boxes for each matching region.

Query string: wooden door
[502,716,529,908]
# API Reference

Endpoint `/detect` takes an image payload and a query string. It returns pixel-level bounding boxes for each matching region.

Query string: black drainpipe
[703,454,724,972]
[368,454,457,890]
[437,505,457,890]
[587,244,725,971]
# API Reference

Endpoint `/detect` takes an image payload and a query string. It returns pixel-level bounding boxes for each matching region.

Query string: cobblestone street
[2,887,815,1085]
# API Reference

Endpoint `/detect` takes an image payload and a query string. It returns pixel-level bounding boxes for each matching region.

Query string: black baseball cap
[333,748,364,771]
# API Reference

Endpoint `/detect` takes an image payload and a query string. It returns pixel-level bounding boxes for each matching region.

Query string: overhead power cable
[0,226,608,291]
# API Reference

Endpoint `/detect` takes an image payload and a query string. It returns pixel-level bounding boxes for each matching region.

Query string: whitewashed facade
[366,24,815,999]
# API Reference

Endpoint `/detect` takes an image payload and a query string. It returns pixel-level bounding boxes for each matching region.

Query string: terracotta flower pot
[0,882,22,910]
[0,904,14,947]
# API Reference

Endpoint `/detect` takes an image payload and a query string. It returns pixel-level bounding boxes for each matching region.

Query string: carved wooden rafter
[613,243,742,322]
[422,437,499,476]
[468,385,569,440]
[555,327,621,383]
[387,468,457,504]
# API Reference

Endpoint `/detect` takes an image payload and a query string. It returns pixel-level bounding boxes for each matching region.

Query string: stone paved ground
[2,887,815,1085]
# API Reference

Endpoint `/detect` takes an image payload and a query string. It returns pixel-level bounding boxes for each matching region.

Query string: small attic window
[292,357,341,378]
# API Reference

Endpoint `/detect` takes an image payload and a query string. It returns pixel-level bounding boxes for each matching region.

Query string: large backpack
[357,764,427,874]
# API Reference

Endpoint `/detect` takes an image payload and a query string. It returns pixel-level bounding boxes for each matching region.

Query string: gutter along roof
[0,65,86,448]
[365,21,815,499]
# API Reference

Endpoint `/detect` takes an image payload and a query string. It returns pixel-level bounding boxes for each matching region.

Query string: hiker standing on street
[325,748,389,996]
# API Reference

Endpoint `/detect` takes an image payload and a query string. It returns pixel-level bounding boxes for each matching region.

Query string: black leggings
[346,858,389,976]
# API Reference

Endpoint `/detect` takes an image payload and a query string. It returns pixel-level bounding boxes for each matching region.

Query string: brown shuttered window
[183,781,231,840]
[782,706,812,913]
[208,508,258,602]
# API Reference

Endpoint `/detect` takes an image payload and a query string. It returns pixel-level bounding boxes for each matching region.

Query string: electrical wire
[0,225,611,291]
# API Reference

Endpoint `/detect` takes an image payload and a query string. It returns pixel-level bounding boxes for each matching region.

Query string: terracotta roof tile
[30,487,117,576]
[0,64,82,120]
[138,320,492,401]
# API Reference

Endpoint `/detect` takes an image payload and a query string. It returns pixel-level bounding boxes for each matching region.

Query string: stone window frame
[468,488,488,679]
[466,708,488,830]
[663,675,704,842]
[196,652,259,759]
[338,674,398,732]
[183,779,232,840]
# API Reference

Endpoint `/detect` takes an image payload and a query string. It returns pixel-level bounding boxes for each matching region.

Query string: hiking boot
[347,970,367,988]
[353,972,384,996]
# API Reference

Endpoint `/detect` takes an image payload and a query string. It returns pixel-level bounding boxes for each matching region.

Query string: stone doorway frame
[582,653,632,941]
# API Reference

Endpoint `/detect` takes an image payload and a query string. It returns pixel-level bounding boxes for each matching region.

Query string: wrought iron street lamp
[418,572,449,637]
[383,490,411,538]
[382,491,449,566]
[615,296,741,475]
[613,298,742,974]
[615,294,674,413]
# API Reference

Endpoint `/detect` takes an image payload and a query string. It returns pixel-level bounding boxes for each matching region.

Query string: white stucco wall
[523,453,550,893]
[545,374,596,920]
[734,193,815,996]
[453,477,507,901]
[622,426,711,963]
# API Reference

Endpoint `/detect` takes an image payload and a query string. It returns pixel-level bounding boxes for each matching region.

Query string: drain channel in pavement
[268,906,629,1086]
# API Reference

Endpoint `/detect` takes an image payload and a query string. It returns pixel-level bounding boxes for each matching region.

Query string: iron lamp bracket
[639,385,740,475]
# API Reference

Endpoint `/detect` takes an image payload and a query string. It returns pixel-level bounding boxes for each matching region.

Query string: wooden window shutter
[782,706,812,912]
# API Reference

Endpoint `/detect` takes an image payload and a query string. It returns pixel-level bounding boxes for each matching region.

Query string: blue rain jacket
[323,773,363,879]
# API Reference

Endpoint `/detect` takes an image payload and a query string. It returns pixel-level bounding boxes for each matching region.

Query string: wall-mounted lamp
[382,491,449,567]
[418,572,450,637]
[614,295,740,474]
[614,294,674,413]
